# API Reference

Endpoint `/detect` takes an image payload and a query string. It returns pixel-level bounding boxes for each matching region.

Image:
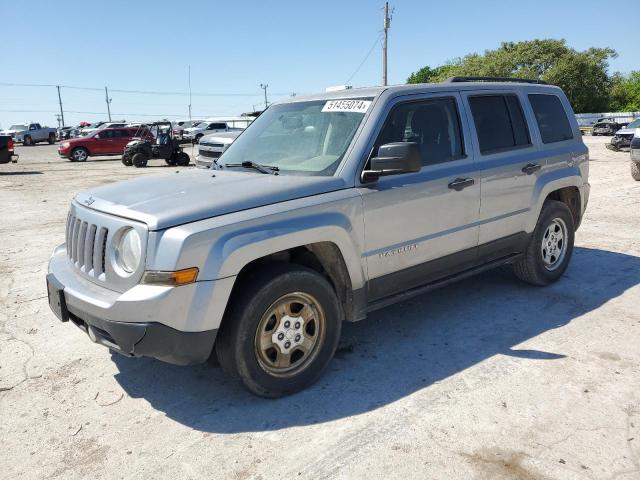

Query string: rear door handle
[448,177,474,191]
[522,163,541,175]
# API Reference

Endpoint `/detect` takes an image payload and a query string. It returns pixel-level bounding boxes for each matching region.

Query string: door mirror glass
[362,142,422,182]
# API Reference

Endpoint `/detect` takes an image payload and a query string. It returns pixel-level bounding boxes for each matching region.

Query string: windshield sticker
[322,99,372,113]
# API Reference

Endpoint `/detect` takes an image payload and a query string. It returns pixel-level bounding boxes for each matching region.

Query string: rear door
[461,90,540,259]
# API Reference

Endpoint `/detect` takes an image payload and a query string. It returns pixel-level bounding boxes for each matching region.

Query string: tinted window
[97,130,113,139]
[469,95,531,154]
[375,97,464,166]
[208,123,227,130]
[528,94,574,144]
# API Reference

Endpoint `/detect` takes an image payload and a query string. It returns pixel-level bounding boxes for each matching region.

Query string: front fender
[146,190,367,291]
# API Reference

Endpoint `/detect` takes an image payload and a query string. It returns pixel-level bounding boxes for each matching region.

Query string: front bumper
[47,245,235,365]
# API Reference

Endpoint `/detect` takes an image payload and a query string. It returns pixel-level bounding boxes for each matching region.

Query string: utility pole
[104,86,112,121]
[55,114,62,129]
[56,85,65,127]
[260,83,269,110]
[382,2,392,86]
[188,65,192,121]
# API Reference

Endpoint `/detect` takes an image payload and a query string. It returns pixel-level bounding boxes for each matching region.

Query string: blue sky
[1,0,637,128]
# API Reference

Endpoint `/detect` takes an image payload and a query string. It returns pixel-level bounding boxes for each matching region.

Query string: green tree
[407,39,618,113]
[609,72,640,111]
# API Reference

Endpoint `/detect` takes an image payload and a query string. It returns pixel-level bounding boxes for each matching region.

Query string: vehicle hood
[200,131,240,144]
[615,127,639,135]
[1,129,24,135]
[74,169,348,230]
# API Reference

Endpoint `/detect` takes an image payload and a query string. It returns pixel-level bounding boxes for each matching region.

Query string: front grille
[199,150,222,158]
[200,142,224,148]
[66,213,109,279]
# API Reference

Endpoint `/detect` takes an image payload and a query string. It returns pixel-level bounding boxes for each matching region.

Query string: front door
[358,93,480,301]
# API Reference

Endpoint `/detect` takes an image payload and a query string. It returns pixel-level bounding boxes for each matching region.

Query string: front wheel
[513,200,575,286]
[121,154,132,166]
[216,264,342,397]
[70,147,88,162]
[23,135,33,146]
[132,153,148,168]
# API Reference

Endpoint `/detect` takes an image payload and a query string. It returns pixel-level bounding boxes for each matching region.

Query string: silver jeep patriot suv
[47,78,590,397]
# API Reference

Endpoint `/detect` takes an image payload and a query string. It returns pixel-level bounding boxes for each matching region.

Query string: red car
[58,127,152,162]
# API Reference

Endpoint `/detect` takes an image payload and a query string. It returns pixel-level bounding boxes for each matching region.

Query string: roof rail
[445,76,547,85]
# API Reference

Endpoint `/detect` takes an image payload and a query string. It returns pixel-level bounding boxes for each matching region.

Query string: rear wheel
[631,161,640,181]
[216,264,342,397]
[175,152,190,166]
[70,147,88,162]
[132,153,148,168]
[513,200,575,286]
[48,133,56,144]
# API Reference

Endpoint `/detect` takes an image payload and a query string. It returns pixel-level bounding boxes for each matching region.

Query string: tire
[513,200,575,286]
[195,134,203,144]
[121,154,132,166]
[631,161,640,181]
[164,157,176,166]
[23,135,33,146]
[175,152,190,166]
[48,133,56,144]
[132,153,148,168]
[216,263,342,397]
[70,147,88,162]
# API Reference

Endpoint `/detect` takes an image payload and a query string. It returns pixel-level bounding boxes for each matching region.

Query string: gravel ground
[1,136,639,480]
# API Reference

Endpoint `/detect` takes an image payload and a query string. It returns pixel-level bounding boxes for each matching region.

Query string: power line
[0,81,289,97]
[345,33,384,85]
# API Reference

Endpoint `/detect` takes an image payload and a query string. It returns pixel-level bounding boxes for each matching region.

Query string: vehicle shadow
[112,247,640,433]
[0,171,43,175]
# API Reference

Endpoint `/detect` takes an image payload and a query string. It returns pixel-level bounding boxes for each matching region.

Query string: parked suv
[47,79,589,397]
[58,127,152,161]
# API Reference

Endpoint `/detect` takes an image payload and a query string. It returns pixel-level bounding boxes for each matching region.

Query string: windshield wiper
[223,161,279,175]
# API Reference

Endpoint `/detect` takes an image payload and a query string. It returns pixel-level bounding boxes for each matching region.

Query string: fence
[575,112,640,126]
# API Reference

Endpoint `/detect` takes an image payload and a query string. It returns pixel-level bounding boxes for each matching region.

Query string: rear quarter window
[528,94,574,144]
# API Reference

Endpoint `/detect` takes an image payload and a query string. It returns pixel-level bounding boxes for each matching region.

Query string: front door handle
[522,163,541,175]
[448,177,474,191]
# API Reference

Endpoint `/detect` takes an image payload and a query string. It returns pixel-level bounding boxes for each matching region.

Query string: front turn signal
[142,267,199,286]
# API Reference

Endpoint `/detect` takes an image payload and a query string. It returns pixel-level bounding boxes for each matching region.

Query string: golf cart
[122,121,190,168]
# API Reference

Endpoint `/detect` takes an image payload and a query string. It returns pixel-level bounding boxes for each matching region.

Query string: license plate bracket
[46,273,69,322]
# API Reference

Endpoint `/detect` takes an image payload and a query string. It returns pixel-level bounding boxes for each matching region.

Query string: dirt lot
[1,137,639,480]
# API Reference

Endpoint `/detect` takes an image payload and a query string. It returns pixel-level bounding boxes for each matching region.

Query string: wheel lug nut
[295,334,301,342]
[284,321,290,328]
[295,322,300,329]
[284,341,291,349]
[277,333,284,340]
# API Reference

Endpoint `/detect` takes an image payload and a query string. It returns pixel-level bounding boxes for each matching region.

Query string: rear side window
[528,94,574,144]
[468,95,531,154]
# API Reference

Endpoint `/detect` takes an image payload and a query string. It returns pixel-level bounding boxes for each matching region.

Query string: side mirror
[361,142,422,183]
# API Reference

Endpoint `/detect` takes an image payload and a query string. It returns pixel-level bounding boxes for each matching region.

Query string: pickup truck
[0,136,18,164]
[47,78,589,397]
[1,123,57,146]
[183,117,253,143]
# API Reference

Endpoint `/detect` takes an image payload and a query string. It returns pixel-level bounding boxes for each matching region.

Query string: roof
[276,80,562,105]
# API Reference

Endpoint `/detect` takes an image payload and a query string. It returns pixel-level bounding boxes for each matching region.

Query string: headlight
[115,228,141,274]
[62,142,70,148]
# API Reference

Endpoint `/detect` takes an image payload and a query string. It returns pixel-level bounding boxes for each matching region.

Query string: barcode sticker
[322,99,372,113]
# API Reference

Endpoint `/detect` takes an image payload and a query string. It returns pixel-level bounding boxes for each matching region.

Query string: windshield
[626,118,640,129]
[218,98,372,175]
[9,124,27,130]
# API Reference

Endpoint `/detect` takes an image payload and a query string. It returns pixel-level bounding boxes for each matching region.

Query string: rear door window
[468,95,531,154]
[528,94,574,144]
